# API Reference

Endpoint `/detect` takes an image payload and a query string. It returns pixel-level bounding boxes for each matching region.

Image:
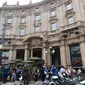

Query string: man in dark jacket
[3,66,9,83]
[22,66,29,85]
[40,67,45,82]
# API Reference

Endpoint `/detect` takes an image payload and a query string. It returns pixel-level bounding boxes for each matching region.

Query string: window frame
[51,10,56,17]
[19,28,24,36]
[5,29,10,35]
[66,3,72,11]
[7,16,12,24]
[20,17,25,23]
[35,26,40,32]
[35,15,40,21]
[51,22,56,32]
[68,16,74,24]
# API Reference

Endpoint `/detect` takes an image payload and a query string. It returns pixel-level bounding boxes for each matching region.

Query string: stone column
[24,45,30,61]
[42,47,46,63]
[9,49,16,61]
[80,36,85,67]
[47,48,51,66]
[65,45,71,66]
[42,42,48,65]
[80,41,85,67]
[60,44,67,66]
[24,49,29,61]
[31,48,33,58]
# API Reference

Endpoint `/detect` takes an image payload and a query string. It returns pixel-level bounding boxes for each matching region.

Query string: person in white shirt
[60,66,65,74]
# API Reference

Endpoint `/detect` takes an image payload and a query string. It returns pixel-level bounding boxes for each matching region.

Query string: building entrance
[51,46,60,66]
[16,49,24,60]
[33,48,42,58]
[70,44,82,67]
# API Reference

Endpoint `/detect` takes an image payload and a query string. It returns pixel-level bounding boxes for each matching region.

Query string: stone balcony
[19,23,26,27]
[33,20,42,27]
[61,21,84,31]
[6,23,12,28]
[49,15,58,23]
[0,34,15,39]
[65,8,75,17]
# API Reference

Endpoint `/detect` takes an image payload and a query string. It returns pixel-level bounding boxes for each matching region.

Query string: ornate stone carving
[33,20,42,27]
[65,9,75,17]
[49,16,58,23]
[32,39,41,45]
[19,23,26,27]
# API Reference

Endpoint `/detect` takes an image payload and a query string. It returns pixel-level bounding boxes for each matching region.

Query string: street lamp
[0,17,6,65]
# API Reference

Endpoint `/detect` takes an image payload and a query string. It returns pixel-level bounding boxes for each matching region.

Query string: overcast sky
[0,0,43,7]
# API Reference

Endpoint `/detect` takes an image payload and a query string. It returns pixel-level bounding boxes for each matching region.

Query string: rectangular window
[70,44,82,67]
[52,23,56,31]
[19,28,24,35]
[36,26,40,32]
[2,50,9,64]
[20,17,25,23]
[66,3,72,10]
[36,15,40,21]
[6,29,10,35]
[2,51,9,58]
[68,16,74,24]
[51,10,56,17]
[7,16,12,24]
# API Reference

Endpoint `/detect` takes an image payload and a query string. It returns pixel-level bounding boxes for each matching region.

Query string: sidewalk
[1,80,43,85]
[35,80,43,85]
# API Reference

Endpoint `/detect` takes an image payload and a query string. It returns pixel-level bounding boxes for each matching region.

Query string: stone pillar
[24,45,30,61]
[80,36,85,67]
[47,48,51,66]
[9,49,16,60]
[24,49,29,61]
[42,42,51,65]
[80,41,85,67]
[42,47,46,64]
[31,48,33,58]
[65,45,71,66]
[60,45,67,66]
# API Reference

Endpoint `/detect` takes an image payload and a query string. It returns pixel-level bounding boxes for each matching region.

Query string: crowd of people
[0,64,84,85]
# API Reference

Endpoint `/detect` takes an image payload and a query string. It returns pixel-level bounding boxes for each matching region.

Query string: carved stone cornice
[19,23,26,28]
[67,41,79,46]
[6,23,13,28]
[60,32,68,39]
[79,36,85,43]
[33,20,42,27]
[60,40,66,46]
[64,0,72,5]
[49,16,58,23]
[65,8,75,17]
[61,21,82,31]
[34,11,41,16]
[22,31,48,43]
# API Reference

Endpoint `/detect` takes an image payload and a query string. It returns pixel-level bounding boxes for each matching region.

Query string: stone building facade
[0,0,85,67]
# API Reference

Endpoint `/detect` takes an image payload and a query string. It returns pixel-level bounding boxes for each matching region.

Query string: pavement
[0,81,76,85]
[0,80,43,85]
[1,73,85,85]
